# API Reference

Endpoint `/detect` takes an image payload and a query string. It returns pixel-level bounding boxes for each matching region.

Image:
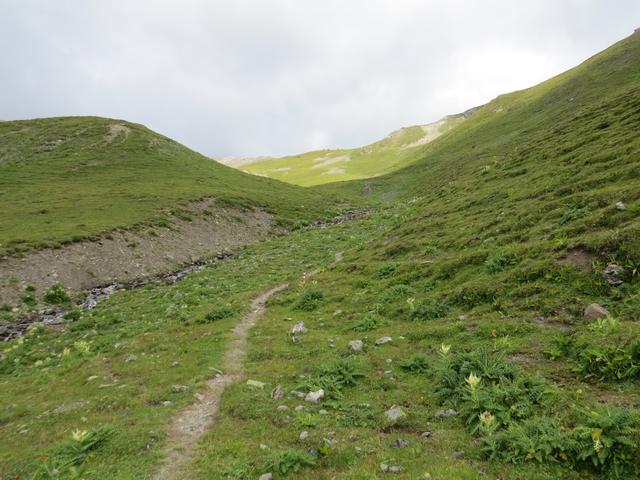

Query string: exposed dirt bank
[0,199,274,305]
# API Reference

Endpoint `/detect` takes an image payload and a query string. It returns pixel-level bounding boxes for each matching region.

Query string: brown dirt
[0,200,274,304]
[556,248,596,272]
[152,283,289,480]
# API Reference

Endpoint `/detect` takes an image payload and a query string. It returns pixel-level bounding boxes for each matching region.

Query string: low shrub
[294,289,324,311]
[43,283,70,305]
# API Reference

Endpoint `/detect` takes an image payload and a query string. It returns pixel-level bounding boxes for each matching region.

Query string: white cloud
[1,0,639,157]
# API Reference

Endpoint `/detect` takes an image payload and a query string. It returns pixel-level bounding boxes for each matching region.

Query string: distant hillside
[228,112,473,186]
[0,117,351,255]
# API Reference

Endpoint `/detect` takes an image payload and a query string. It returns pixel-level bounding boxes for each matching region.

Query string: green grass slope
[0,117,352,255]
[1,31,640,480]
[236,114,468,186]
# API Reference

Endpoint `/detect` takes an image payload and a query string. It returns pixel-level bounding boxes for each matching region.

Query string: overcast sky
[1,1,639,158]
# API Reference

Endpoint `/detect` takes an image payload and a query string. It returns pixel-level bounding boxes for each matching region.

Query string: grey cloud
[1,0,639,157]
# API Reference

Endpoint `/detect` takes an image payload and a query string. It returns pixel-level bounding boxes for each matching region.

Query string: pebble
[295,405,305,412]
[376,336,393,345]
[259,474,273,480]
[584,303,609,320]
[299,431,309,441]
[615,201,627,210]
[125,354,137,362]
[384,405,406,423]
[305,389,325,403]
[277,405,289,412]
[291,321,308,335]
[435,408,458,418]
[271,385,284,400]
[390,438,409,448]
[246,379,266,389]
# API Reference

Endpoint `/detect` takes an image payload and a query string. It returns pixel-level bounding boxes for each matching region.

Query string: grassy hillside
[0,117,352,255]
[1,31,640,480]
[236,114,468,186]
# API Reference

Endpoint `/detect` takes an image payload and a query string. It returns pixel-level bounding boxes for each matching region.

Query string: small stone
[125,354,137,362]
[390,438,409,448]
[305,389,325,403]
[584,303,609,320]
[295,405,305,412]
[435,408,458,418]
[171,361,180,367]
[324,437,336,447]
[260,443,268,450]
[271,385,284,400]
[452,451,465,459]
[282,415,292,424]
[389,466,403,473]
[380,463,389,472]
[458,314,467,321]
[246,379,266,389]
[385,358,393,364]
[602,263,625,286]
[348,340,364,352]
[299,431,309,440]
[420,431,433,439]
[277,405,289,412]
[291,321,308,335]
[161,401,172,406]
[384,405,406,423]
[615,201,627,211]
[259,474,273,480]
[171,384,188,393]
[319,409,328,415]
[376,336,393,345]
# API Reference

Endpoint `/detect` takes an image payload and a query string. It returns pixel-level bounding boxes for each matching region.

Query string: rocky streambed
[0,251,232,342]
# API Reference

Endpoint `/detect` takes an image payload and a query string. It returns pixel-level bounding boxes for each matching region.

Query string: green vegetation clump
[43,283,70,305]
[294,289,324,311]
[199,306,235,323]
[263,449,316,475]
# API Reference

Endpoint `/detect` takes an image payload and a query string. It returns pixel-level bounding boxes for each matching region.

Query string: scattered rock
[420,431,433,439]
[277,405,289,412]
[380,463,403,473]
[171,384,189,393]
[299,431,309,441]
[259,474,273,480]
[324,437,337,447]
[615,201,627,211]
[384,405,406,423]
[319,409,328,415]
[602,263,625,286]
[390,438,409,448]
[271,385,284,400]
[435,408,458,418]
[282,415,292,424]
[295,405,305,412]
[259,443,268,450]
[125,354,137,363]
[246,379,266,389]
[291,321,308,335]
[161,401,173,406]
[305,389,325,403]
[348,340,364,353]
[376,336,393,345]
[584,303,609,320]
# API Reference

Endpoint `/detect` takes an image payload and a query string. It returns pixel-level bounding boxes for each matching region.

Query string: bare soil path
[152,283,289,480]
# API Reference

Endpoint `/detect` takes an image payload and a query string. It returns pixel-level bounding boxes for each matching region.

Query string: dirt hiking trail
[152,283,289,480]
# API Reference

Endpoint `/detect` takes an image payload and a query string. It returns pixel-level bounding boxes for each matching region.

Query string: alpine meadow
[1,10,640,480]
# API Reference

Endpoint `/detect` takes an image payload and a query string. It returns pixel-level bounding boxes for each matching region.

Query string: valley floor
[2,200,638,479]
